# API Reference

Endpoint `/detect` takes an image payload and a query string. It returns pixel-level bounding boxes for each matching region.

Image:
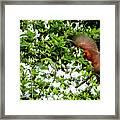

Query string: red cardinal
[73,35,100,72]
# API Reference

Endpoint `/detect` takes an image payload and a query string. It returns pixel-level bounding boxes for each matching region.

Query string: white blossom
[44,77,54,82]
[59,94,63,98]
[75,65,81,69]
[20,63,26,67]
[64,80,69,84]
[47,97,54,100]
[53,95,58,99]
[71,81,76,87]
[65,85,77,94]
[49,77,54,82]
[59,87,64,92]
[69,85,77,94]
[42,69,50,74]
[79,83,88,91]
[48,65,53,72]
[25,83,31,88]
[42,96,47,100]
[91,88,96,95]
[20,63,31,70]
[25,90,31,97]
[65,88,70,94]
[44,78,49,82]
[66,63,73,69]
[26,64,31,70]
[56,70,65,77]
[34,29,40,38]
[97,85,100,90]
[50,93,53,96]
[52,81,60,88]
[71,72,80,78]
[45,35,49,40]
[76,22,79,27]
[20,29,23,35]
[35,89,40,94]
[44,20,50,29]
[28,24,34,31]
[64,74,71,79]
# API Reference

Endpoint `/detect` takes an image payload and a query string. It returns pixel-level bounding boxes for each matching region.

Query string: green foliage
[20,20,100,100]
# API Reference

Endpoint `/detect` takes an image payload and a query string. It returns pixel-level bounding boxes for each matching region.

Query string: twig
[75,74,92,88]
[75,72,100,88]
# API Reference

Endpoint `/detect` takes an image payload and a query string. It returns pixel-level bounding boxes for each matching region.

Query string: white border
[5,5,115,115]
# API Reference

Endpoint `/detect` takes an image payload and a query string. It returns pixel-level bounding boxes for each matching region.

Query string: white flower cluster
[34,29,40,38]
[40,93,64,100]
[21,61,98,100]
[20,63,31,78]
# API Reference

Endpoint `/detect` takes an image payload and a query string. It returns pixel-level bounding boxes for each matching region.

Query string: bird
[73,35,100,73]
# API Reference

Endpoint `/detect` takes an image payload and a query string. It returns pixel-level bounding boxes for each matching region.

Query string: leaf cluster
[20,20,100,100]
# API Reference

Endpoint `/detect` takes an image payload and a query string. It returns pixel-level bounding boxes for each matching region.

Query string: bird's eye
[83,50,92,60]
[83,51,87,56]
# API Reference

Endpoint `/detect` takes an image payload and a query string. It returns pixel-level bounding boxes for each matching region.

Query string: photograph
[1,1,118,118]
[20,20,100,100]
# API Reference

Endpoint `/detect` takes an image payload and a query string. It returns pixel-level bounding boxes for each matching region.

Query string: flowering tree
[20,20,100,100]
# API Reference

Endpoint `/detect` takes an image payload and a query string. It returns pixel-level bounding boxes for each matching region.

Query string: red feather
[73,35,100,72]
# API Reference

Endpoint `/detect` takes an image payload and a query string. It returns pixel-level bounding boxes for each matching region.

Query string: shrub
[20,20,100,100]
